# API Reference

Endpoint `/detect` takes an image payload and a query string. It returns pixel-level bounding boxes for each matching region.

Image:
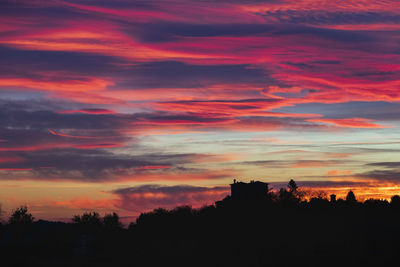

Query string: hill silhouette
[1,180,400,266]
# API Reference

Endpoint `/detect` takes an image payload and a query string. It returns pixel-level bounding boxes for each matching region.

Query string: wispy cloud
[1,0,400,219]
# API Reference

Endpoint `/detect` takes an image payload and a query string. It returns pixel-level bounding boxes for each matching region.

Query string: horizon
[1,178,397,224]
[1,0,400,222]
[0,179,396,223]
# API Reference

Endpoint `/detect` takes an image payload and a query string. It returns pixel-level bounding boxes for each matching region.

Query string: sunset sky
[1,0,400,222]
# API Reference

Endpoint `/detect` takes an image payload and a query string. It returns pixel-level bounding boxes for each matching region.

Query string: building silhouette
[230,179,269,200]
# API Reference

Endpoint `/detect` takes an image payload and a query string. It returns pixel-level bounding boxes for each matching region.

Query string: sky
[1,0,400,222]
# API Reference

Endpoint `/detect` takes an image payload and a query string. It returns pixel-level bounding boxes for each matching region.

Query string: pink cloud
[113,184,230,213]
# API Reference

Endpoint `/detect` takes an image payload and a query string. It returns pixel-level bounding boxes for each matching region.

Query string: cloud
[306,118,387,128]
[260,10,400,25]
[0,45,119,77]
[131,23,276,42]
[367,162,400,168]
[0,101,130,152]
[239,159,348,168]
[0,146,240,182]
[0,100,246,182]
[327,170,353,176]
[112,184,229,212]
[57,108,116,114]
[356,170,400,182]
[136,165,172,170]
[115,61,270,89]
[2,0,400,109]
[51,196,118,211]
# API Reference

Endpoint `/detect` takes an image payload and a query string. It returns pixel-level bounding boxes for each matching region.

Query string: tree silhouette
[345,190,357,203]
[288,179,298,193]
[0,203,3,224]
[279,179,302,204]
[364,198,389,208]
[73,211,102,227]
[9,205,34,225]
[391,195,400,208]
[103,212,122,230]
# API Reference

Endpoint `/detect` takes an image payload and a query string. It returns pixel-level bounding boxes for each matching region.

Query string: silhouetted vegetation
[9,206,34,225]
[73,211,102,227]
[2,180,400,266]
[346,190,357,203]
[103,212,123,230]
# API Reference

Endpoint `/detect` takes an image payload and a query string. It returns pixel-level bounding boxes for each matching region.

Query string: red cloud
[48,129,99,139]
[75,143,123,149]
[0,157,25,163]
[327,170,353,176]
[0,168,32,171]
[154,99,324,123]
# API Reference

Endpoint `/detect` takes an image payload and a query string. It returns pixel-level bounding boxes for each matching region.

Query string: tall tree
[345,190,357,203]
[287,179,298,193]
[9,206,34,225]
[73,211,102,227]
[103,212,122,230]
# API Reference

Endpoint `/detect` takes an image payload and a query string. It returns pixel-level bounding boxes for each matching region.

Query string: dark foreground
[2,196,400,267]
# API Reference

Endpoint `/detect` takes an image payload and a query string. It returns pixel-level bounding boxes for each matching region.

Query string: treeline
[2,180,400,266]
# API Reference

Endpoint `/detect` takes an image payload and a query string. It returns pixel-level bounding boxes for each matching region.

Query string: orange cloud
[50,91,127,105]
[75,143,123,149]
[190,153,242,163]
[52,197,118,210]
[0,77,112,92]
[240,0,398,13]
[0,24,214,62]
[327,170,353,176]
[324,153,354,158]
[290,160,337,168]
[119,169,239,182]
